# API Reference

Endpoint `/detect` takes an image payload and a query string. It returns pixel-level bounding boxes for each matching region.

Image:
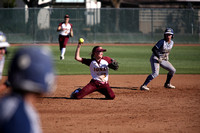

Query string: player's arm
[70,24,74,37]
[57,25,62,32]
[70,28,74,37]
[0,80,10,93]
[152,46,162,63]
[152,46,160,58]
[75,43,82,62]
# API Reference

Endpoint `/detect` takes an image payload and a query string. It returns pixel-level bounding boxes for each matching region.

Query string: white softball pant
[150,55,176,78]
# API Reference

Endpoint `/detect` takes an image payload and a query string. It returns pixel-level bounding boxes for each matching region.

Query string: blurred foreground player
[70,41,119,99]
[0,46,55,133]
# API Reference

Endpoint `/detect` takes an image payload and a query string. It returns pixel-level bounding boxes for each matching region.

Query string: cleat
[140,85,150,91]
[60,56,64,60]
[164,83,175,89]
[70,88,81,98]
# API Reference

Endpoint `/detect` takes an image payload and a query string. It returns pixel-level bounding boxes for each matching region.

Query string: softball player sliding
[57,14,73,60]
[70,42,118,99]
[140,28,176,91]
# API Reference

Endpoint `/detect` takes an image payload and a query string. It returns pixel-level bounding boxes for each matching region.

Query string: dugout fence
[0,8,200,44]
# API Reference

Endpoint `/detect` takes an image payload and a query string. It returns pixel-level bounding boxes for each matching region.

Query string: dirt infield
[29,74,200,133]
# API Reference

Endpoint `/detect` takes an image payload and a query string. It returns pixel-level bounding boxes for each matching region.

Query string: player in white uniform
[70,42,119,99]
[0,47,55,133]
[140,28,176,91]
[57,14,73,60]
[0,32,10,80]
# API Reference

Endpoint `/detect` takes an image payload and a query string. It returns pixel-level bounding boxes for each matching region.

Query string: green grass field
[4,45,200,75]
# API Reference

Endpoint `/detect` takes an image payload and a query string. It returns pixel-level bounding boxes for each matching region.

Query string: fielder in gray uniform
[0,32,10,80]
[140,28,176,91]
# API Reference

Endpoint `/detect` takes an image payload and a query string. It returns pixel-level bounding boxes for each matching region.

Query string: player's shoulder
[0,94,21,122]
[68,23,73,27]
[102,56,112,63]
[58,22,65,26]
[102,56,111,60]
[82,58,92,66]
[158,39,165,44]
[155,39,164,46]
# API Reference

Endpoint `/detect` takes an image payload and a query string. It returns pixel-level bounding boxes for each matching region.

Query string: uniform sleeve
[155,39,164,49]
[81,58,92,66]
[58,22,63,26]
[69,23,73,28]
[102,56,112,64]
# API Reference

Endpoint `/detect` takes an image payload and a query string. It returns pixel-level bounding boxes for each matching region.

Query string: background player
[0,46,55,133]
[70,41,119,99]
[57,14,73,60]
[140,28,176,91]
[0,31,10,80]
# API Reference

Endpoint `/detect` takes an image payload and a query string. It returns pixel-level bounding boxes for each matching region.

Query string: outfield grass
[4,45,200,75]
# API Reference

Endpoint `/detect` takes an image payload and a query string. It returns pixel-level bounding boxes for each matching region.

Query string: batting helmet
[8,46,55,94]
[0,31,10,48]
[164,28,174,35]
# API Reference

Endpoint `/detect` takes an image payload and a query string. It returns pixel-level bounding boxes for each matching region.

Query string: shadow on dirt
[40,97,114,100]
[76,86,138,90]
[111,86,138,90]
[40,86,138,100]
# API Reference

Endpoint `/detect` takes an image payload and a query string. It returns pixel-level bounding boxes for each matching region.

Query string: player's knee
[75,95,84,99]
[173,68,176,74]
[110,94,115,99]
[106,94,115,100]
[169,68,176,75]
[152,72,159,78]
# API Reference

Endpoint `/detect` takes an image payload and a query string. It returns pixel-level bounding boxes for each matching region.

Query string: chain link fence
[0,8,199,44]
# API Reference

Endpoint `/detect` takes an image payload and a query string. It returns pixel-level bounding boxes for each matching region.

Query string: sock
[165,73,173,84]
[61,48,66,57]
[143,75,154,86]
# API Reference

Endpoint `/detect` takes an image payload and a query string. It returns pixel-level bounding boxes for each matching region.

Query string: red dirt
[33,74,200,133]
[1,43,200,132]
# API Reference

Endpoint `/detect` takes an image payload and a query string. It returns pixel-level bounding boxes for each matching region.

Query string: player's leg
[58,35,64,60]
[60,37,69,60]
[0,57,5,80]
[160,61,176,88]
[60,48,66,59]
[97,83,115,99]
[71,79,97,99]
[141,56,160,90]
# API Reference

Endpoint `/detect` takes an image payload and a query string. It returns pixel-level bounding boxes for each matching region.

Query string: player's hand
[158,58,162,64]
[78,38,84,45]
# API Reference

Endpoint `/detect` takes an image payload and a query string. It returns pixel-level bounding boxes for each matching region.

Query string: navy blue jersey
[153,39,174,60]
[0,93,42,133]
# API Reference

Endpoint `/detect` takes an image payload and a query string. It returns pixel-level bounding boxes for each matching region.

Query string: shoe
[60,56,64,60]
[164,83,175,89]
[70,88,81,98]
[140,85,150,91]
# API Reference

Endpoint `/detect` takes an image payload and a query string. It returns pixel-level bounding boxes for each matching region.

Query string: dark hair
[91,46,100,59]
[64,15,69,19]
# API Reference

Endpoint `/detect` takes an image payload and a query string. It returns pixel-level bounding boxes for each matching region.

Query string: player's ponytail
[91,46,100,59]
